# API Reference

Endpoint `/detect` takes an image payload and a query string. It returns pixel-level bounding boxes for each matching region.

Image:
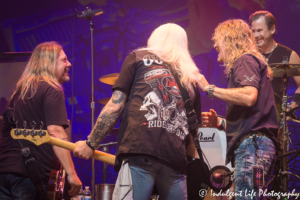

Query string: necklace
[264,42,277,63]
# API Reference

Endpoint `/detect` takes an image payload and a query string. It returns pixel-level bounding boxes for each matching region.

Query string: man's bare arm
[47,125,82,196]
[88,90,127,147]
[195,73,257,107]
[73,90,127,160]
[212,86,258,107]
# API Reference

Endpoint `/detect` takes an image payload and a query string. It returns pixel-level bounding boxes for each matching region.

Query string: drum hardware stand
[99,142,117,184]
[75,7,103,200]
[278,64,300,193]
[279,67,290,193]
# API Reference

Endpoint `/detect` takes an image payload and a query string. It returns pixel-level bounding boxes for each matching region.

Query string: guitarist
[196,20,279,200]
[0,42,82,200]
[74,23,202,200]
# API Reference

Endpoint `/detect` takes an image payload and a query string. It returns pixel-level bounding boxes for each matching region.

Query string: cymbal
[97,97,110,105]
[99,73,119,85]
[270,63,300,77]
[269,63,300,67]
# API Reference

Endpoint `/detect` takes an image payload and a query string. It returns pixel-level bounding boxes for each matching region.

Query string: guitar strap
[168,66,211,189]
[3,105,50,200]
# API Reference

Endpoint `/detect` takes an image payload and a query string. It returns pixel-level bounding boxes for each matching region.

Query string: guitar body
[48,168,65,200]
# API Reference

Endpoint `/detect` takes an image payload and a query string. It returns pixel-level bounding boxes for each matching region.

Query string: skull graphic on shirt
[139,67,189,140]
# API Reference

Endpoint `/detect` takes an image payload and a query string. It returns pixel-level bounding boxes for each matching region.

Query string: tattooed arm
[73,90,127,159]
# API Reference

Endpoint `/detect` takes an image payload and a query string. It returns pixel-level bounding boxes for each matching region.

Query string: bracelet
[86,138,97,150]
[291,101,300,107]
[208,85,215,99]
[217,118,226,131]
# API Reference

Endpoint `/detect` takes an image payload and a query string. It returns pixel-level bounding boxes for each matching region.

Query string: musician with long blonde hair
[196,20,278,199]
[74,23,201,200]
[0,42,82,199]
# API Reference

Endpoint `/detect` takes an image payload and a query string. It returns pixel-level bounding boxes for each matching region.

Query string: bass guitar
[48,168,65,200]
[10,128,116,165]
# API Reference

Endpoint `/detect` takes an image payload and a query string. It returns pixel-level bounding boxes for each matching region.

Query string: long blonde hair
[212,19,273,78]
[137,23,200,86]
[9,41,63,104]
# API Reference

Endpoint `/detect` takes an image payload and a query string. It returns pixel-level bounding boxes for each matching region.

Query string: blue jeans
[128,156,187,200]
[0,172,37,200]
[233,136,276,200]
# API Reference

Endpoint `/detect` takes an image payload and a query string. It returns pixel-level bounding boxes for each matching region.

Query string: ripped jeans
[233,136,276,200]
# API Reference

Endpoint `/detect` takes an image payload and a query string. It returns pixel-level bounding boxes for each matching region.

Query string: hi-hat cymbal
[97,97,110,105]
[99,73,119,85]
[270,63,300,77]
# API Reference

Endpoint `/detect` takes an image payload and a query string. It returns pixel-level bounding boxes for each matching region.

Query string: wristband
[208,85,215,99]
[291,101,300,107]
[86,138,97,150]
[292,93,300,104]
[217,118,226,131]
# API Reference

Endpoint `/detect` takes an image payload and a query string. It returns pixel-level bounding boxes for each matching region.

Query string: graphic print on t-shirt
[140,68,189,140]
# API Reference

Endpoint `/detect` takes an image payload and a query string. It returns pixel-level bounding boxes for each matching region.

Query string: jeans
[128,156,187,200]
[233,136,276,200]
[0,172,37,200]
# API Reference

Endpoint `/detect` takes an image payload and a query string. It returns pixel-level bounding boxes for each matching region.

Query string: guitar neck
[49,137,116,165]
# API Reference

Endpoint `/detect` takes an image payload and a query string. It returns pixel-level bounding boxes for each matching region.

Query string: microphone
[75,7,103,20]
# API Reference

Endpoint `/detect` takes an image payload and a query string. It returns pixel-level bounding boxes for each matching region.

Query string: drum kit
[97,62,300,199]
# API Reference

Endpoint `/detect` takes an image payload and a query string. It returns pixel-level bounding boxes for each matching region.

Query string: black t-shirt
[0,81,69,184]
[112,50,201,173]
[263,43,293,120]
[225,54,278,166]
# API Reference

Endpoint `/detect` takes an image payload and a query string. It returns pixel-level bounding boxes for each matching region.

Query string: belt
[235,131,268,149]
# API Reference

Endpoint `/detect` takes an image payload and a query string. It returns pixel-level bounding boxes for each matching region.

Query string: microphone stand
[99,142,117,184]
[75,7,103,200]
[280,66,290,193]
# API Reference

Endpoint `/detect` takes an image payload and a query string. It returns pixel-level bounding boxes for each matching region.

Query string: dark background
[0,0,299,192]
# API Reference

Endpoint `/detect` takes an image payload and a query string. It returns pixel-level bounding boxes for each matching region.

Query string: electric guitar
[10,128,116,165]
[48,168,65,200]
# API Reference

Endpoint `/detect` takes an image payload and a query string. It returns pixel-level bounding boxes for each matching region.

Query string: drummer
[249,11,300,119]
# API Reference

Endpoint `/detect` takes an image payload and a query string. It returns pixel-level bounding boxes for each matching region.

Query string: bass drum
[198,128,233,171]
[200,128,234,200]
[187,128,234,200]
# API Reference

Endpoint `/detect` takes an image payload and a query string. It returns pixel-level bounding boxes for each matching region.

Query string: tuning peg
[39,121,46,137]
[30,121,37,136]
[30,121,36,129]
[23,121,29,136]
[40,121,44,130]
[14,120,22,136]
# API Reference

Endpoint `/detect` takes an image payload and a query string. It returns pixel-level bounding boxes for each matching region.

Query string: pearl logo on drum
[198,132,215,142]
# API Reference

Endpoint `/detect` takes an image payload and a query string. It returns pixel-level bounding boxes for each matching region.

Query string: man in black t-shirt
[197,20,278,199]
[249,10,300,194]
[0,42,81,200]
[74,23,201,200]
[249,11,300,120]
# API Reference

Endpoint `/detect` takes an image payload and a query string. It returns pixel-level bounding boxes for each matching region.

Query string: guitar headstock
[10,128,51,146]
